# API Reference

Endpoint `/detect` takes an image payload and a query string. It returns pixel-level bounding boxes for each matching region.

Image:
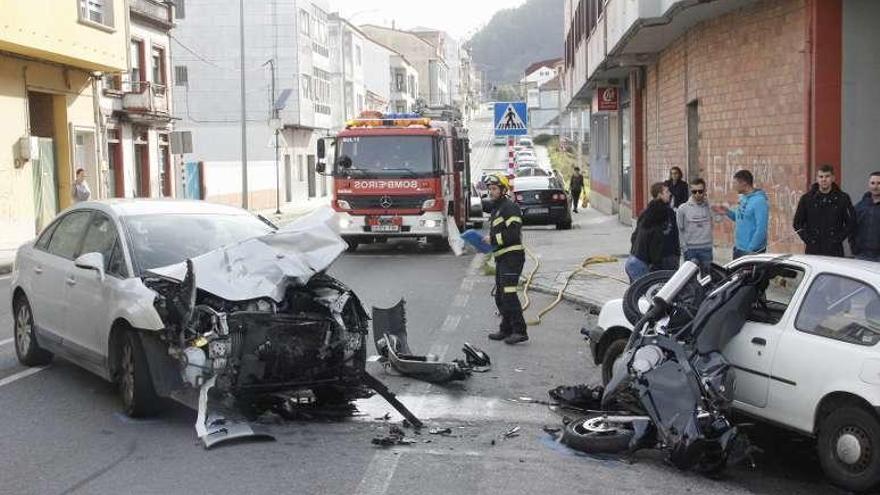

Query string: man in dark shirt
[570,167,585,213]
[792,164,855,257]
[853,171,880,262]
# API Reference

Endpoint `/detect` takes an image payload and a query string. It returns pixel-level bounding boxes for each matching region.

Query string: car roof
[68,199,252,218]
[513,175,556,190]
[730,253,880,278]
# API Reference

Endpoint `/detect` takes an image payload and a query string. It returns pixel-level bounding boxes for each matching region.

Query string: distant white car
[518,137,534,148]
[590,254,880,491]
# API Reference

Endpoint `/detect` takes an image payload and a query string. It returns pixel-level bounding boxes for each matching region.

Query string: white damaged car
[588,254,880,491]
[10,200,383,446]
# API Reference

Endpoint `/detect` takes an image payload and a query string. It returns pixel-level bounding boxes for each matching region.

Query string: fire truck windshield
[336,136,436,177]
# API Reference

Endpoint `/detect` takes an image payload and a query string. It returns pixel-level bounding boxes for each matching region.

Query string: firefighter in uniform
[483,173,529,344]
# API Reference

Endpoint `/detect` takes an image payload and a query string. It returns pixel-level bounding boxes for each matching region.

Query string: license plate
[372,225,400,232]
[527,208,549,215]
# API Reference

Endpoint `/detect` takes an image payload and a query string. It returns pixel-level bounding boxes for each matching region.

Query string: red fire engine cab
[316,111,472,252]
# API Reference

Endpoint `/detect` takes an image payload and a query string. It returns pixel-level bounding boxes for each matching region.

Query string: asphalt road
[0,111,846,494]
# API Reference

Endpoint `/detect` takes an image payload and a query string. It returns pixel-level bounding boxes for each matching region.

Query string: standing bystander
[664,166,689,208]
[792,164,855,257]
[677,178,714,274]
[853,171,880,262]
[72,168,91,203]
[570,167,585,213]
[625,183,669,282]
[712,170,769,259]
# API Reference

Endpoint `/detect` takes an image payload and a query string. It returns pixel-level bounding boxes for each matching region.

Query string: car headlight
[337,200,351,210]
[421,219,438,228]
[421,199,436,209]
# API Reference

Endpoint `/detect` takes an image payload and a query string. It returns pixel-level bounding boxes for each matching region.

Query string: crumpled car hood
[146,207,346,302]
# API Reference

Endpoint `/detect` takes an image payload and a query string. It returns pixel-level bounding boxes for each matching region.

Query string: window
[107,239,127,278]
[151,46,166,86]
[174,66,188,86]
[408,75,417,98]
[310,7,328,56]
[35,220,61,252]
[355,45,362,67]
[742,265,805,325]
[312,68,331,115]
[79,0,114,28]
[299,9,311,37]
[107,128,123,198]
[47,211,92,260]
[131,40,145,85]
[795,274,880,346]
[395,72,405,92]
[300,74,312,100]
[80,213,117,270]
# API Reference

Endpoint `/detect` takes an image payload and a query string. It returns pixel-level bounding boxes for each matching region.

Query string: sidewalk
[257,196,331,227]
[520,206,632,313]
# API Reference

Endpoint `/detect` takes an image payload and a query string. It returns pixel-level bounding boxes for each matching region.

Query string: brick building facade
[563,0,880,257]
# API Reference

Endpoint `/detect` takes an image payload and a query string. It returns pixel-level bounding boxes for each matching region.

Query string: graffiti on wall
[707,145,805,248]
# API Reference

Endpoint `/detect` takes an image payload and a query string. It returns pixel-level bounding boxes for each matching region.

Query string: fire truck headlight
[421,199,436,209]
[337,200,351,210]
[421,219,438,229]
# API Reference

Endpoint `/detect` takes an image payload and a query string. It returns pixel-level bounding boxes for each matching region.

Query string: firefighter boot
[488,331,510,341]
[504,333,529,345]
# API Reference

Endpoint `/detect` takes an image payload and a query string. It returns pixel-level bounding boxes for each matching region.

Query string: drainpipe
[803,0,813,190]
[91,72,106,198]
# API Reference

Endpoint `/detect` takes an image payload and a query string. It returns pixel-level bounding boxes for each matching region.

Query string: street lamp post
[264,58,281,215]
[239,0,248,209]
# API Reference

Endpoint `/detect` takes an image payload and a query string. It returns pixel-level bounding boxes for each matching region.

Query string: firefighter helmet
[483,173,511,191]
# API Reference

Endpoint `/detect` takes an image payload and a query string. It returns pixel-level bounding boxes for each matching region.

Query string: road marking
[452,292,470,308]
[0,366,47,388]
[439,314,461,334]
[0,338,13,347]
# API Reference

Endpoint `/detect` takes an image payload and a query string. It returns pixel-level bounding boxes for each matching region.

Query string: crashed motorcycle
[562,261,764,473]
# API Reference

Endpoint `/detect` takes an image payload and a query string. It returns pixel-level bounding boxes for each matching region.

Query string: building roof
[524,57,563,77]
[359,24,438,52]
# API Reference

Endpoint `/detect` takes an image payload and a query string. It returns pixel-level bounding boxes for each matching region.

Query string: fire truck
[316,110,473,252]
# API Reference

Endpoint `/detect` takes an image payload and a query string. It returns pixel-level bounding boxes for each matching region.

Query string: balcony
[130,0,173,29]
[122,81,171,123]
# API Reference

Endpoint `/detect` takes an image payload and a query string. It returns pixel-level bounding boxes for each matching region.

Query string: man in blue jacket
[853,171,880,262]
[712,170,769,259]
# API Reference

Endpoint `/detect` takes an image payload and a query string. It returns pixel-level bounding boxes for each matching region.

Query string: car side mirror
[335,155,352,170]
[316,162,326,174]
[317,138,326,160]
[454,160,465,172]
[75,252,105,281]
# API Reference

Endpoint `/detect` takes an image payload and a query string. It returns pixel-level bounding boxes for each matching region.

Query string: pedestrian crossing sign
[494,101,528,136]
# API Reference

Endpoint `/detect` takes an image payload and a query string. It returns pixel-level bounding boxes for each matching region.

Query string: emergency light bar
[345,111,431,129]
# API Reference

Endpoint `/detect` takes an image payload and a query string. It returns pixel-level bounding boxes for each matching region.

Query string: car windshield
[337,136,436,177]
[123,213,274,272]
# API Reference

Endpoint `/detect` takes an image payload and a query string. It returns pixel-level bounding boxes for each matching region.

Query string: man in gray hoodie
[677,178,713,274]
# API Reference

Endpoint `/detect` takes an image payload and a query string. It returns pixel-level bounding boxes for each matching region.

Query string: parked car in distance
[515,167,551,178]
[511,176,572,230]
[589,254,880,492]
[518,137,534,148]
[493,134,508,146]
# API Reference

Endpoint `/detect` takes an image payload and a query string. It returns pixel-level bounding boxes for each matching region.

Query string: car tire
[601,339,627,386]
[13,295,53,367]
[623,270,705,327]
[562,414,634,454]
[556,218,572,230]
[119,331,160,418]
[817,406,880,492]
[345,240,359,252]
[429,236,450,252]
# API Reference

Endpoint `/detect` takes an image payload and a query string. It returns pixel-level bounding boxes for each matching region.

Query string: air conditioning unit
[14,136,34,168]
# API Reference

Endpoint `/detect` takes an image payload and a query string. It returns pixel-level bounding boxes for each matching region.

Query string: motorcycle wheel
[623,270,706,326]
[561,414,634,454]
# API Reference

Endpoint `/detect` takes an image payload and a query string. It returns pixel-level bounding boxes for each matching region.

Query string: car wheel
[556,218,572,230]
[562,414,634,454]
[601,339,627,385]
[818,406,880,492]
[119,331,160,417]
[345,240,359,252]
[13,295,53,366]
[429,236,450,252]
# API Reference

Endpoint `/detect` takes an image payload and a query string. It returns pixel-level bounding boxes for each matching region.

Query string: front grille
[342,195,432,210]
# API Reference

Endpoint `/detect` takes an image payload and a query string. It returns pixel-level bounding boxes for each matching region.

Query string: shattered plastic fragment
[429,427,453,435]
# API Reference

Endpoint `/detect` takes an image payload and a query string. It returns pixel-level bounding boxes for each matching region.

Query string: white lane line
[354,449,403,495]
[439,314,461,334]
[0,338,13,347]
[0,366,48,388]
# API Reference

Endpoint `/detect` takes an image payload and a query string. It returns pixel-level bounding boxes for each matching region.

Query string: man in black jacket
[570,167,585,213]
[853,171,880,261]
[664,166,689,208]
[793,164,855,257]
[483,174,528,344]
[625,183,669,282]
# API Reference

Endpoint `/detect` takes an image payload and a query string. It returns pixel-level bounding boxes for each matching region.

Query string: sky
[328,0,527,40]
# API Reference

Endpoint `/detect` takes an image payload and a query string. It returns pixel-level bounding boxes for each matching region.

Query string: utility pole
[264,59,280,215]
[239,0,249,209]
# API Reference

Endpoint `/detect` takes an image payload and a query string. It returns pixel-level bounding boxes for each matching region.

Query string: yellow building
[0,0,128,253]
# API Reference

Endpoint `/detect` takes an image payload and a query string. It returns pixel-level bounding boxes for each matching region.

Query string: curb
[525,279,604,315]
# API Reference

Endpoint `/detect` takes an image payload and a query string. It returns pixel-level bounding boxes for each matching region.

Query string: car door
[766,273,880,433]
[724,263,806,408]
[64,211,121,364]
[35,211,92,341]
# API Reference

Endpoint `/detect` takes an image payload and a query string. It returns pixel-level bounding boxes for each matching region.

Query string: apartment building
[0,0,128,251]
